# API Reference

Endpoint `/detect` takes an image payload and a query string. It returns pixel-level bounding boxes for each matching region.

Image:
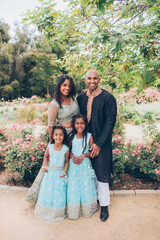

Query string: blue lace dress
[67,133,98,219]
[34,144,68,222]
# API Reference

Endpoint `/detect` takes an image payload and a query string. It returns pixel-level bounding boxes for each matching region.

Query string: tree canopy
[24,0,160,92]
[0,21,63,100]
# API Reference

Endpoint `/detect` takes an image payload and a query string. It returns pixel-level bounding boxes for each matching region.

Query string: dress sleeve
[95,95,117,148]
[48,101,59,127]
[63,144,69,154]
[70,97,80,115]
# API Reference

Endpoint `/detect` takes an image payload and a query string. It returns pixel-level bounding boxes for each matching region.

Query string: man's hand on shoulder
[82,89,87,93]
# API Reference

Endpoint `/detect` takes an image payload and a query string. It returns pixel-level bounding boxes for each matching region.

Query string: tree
[0,22,13,91]
[0,84,13,100]
[28,51,62,97]
[0,21,10,43]
[24,0,160,92]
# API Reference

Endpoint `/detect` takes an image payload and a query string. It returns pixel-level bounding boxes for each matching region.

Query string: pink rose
[31,157,35,161]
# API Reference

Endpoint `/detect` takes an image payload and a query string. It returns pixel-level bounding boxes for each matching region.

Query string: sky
[0,0,67,36]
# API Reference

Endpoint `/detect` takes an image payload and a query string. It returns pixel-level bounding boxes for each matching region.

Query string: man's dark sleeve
[95,94,117,148]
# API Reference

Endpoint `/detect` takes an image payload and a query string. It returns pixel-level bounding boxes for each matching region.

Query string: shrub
[16,105,39,123]
[41,111,48,125]
[134,118,141,125]
[0,84,14,100]
[124,144,160,182]
[118,88,160,104]
[112,133,125,182]
[120,102,160,123]
[5,139,47,182]
[112,133,160,183]
[0,122,48,182]
[11,80,20,99]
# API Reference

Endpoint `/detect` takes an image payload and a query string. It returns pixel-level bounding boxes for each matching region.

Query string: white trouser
[96,179,110,206]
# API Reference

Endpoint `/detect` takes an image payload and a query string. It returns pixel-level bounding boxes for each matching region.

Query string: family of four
[25,70,117,222]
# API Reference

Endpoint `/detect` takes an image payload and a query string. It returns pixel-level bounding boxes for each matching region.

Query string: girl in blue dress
[67,114,98,219]
[34,126,69,222]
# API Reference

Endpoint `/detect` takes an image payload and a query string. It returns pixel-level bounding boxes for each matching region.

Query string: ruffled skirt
[67,158,98,219]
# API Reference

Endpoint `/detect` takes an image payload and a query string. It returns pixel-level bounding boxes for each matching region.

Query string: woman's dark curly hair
[54,74,76,108]
[68,114,88,154]
[51,125,67,145]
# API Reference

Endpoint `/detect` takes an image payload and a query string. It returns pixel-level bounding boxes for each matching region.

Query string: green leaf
[129,34,137,42]
[116,39,122,52]
[99,4,105,13]
[144,71,152,83]
[72,8,79,15]
[82,0,90,5]
[147,0,157,3]
[102,35,110,43]
[94,36,101,45]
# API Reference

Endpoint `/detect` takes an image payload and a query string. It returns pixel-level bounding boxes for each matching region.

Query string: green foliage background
[0,0,160,100]
[24,0,160,93]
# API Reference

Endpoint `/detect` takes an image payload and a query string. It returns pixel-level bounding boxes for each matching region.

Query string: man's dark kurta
[77,89,117,183]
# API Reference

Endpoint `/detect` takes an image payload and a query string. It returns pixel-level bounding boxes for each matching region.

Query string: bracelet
[80,154,85,160]
[43,166,48,171]
[71,154,76,160]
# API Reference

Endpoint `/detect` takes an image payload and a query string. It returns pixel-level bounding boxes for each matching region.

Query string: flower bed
[112,132,160,183]
[0,122,48,183]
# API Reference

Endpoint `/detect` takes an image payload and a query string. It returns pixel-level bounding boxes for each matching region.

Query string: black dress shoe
[100,206,109,221]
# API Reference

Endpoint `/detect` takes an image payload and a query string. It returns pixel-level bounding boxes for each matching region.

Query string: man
[77,70,117,221]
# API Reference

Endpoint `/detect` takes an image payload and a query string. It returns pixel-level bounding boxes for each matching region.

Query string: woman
[48,74,79,141]
[25,74,79,204]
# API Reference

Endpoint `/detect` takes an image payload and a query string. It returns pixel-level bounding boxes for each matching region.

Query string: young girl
[67,114,98,219]
[34,126,69,222]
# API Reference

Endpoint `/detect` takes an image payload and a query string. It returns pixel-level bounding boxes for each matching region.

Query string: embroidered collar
[86,86,102,123]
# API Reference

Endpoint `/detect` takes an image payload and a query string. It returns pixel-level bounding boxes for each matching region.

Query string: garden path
[0,188,160,240]
[124,123,160,144]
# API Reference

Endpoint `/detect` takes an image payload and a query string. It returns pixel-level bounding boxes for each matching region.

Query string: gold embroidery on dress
[35,203,66,222]
[67,198,98,219]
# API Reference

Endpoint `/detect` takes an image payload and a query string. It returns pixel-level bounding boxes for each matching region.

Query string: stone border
[0,185,159,196]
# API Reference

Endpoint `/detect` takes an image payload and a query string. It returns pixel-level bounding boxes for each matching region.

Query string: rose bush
[0,122,48,183]
[124,144,160,182]
[112,132,160,183]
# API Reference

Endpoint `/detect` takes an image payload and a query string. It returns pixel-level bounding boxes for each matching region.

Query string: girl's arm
[83,135,94,158]
[77,135,94,164]
[42,147,49,173]
[60,149,69,178]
